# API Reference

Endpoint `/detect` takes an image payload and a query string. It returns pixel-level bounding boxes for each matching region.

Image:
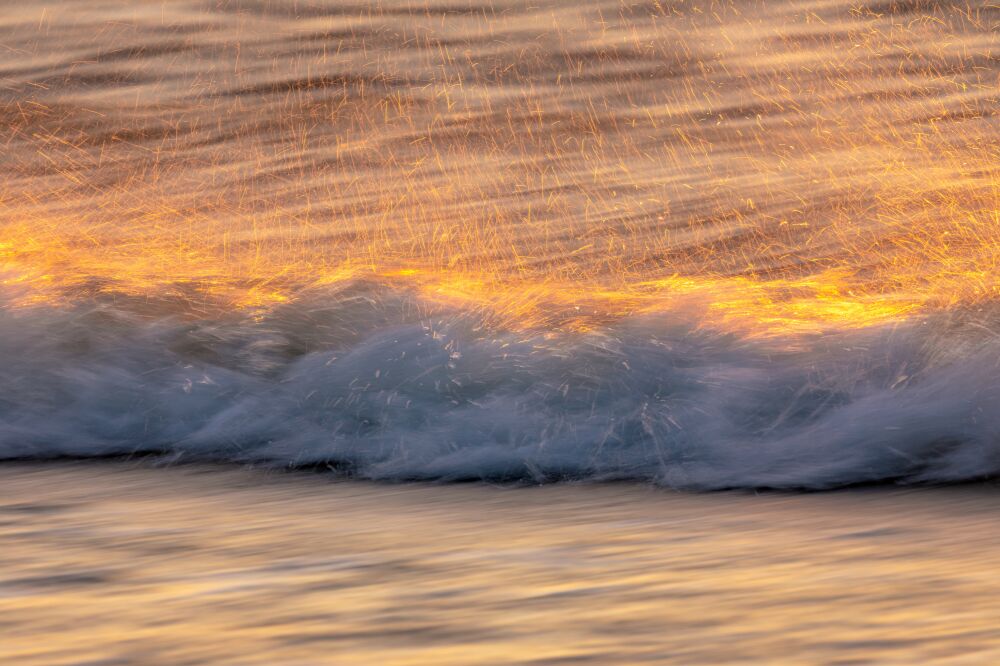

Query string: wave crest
[2,280,999,489]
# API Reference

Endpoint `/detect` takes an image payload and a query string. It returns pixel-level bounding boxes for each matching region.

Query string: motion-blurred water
[4,463,1000,664]
[1,4,1000,659]
[0,0,998,487]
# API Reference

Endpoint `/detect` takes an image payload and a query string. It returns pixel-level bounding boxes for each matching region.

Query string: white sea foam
[2,280,998,489]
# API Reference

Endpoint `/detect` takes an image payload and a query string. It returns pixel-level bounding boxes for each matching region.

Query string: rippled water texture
[3,5,1000,663]
[2,0,997,323]
[4,464,1000,665]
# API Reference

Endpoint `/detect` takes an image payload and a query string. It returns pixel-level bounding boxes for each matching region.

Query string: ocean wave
[2,279,998,489]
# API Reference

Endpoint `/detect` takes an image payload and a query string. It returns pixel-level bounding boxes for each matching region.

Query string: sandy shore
[2,463,1000,664]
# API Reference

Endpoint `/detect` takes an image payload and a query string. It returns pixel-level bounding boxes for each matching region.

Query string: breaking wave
[2,278,999,490]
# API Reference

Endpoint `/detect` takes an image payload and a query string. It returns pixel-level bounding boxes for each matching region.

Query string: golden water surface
[1,4,999,662]
[0,0,996,334]
[3,464,1000,664]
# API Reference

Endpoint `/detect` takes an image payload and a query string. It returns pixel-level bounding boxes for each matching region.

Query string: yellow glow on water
[6,465,1000,666]
[0,0,996,338]
[0,230,942,335]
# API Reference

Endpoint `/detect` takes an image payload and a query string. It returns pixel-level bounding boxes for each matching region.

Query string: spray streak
[0,0,996,331]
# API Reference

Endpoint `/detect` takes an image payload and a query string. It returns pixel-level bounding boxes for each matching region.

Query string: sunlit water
[0,0,997,486]
[4,463,1000,664]
[1,3,998,659]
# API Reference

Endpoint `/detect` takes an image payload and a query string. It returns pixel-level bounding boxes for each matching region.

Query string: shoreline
[3,462,1000,664]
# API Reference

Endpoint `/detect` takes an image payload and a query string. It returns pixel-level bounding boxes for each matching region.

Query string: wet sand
[3,463,1000,664]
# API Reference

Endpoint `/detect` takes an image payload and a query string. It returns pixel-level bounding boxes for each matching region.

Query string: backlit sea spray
[0,0,997,488]
[5,4,1000,664]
